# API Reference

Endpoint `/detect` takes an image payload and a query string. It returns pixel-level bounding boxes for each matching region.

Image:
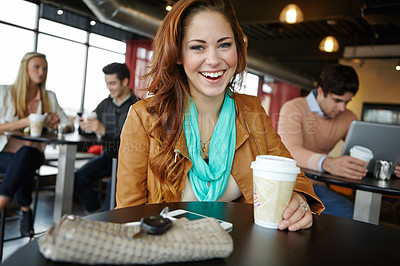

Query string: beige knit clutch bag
[38,214,233,265]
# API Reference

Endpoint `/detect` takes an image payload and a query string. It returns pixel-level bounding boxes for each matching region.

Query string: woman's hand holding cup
[251,155,311,231]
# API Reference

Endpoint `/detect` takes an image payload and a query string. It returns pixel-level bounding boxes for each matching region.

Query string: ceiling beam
[343,44,400,59]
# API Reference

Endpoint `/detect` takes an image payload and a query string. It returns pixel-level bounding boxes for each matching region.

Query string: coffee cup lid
[251,155,300,174]
[350,145,373,160]
[83,112,97,119]
[29,113,46,121]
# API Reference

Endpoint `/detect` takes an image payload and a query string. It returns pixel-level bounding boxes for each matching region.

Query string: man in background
[74,63,140,212]
[278,64,366,219]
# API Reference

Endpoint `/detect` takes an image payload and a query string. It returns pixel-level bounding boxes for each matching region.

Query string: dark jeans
[313,184,354,219]
[0,146,45,207]
[74,153,114,212]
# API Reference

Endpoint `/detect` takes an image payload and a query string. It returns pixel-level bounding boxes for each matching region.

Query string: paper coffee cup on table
[29,113,46,137]
[349,145,373,164]
[251,155,300,229]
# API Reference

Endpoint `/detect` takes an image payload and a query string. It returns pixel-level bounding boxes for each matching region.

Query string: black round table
[304,168,400,225]
[2,202,400,266]
[304,168,400,196]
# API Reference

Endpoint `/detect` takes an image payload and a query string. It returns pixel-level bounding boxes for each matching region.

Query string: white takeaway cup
[82,112,97,121]
[82,112,97,133]
[251,155,300,229]
[29,113,46,137]
[349,145,373,164]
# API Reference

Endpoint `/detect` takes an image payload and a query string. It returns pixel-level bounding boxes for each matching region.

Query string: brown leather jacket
[116,93,324,214]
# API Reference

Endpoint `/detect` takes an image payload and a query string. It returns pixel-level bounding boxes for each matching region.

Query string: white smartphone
[166,209,233,232]
[124,209,233,232]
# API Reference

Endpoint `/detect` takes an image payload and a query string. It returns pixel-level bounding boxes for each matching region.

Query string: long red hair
[145,0,247,202]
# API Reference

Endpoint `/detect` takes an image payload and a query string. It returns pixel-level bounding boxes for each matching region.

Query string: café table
[303,168,400,225]
[2,202,400,266]
[5,130,100,222]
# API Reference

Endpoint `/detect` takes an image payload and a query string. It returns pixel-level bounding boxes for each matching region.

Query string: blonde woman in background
[0,52,72,237]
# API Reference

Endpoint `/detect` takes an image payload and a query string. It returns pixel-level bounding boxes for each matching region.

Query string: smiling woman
[117,0,323,231]
[116,0,324,232]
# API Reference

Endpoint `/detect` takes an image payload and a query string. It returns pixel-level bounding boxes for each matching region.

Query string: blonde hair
[11,52,51,118]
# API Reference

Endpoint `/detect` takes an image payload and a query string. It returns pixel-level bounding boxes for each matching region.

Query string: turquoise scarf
[183,93,236,201]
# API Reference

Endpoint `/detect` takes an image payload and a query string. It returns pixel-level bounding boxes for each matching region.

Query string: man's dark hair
[102,63,130,83]
[318,64,359,96]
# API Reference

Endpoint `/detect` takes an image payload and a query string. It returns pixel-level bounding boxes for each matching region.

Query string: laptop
[340,120,400,174]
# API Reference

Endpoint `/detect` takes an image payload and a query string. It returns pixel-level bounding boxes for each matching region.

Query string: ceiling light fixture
[395,62,400,71]
[57,8,64,15]
[90,20,96,26]
[279,4,304,24]
[319,36,339,53]
[166,5,172,11]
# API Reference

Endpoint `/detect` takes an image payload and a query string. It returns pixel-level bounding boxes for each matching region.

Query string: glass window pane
[89,33,126,53]
[0,24,35,84]
[147,50,154,61]
[137,47,147,59]
[237,72,259,96]
[37,34,86,116]
[39,19,87,43]
[84,47,126,112]
[261,95,271,115]
[262,83,272,93]
[0,0,38,29]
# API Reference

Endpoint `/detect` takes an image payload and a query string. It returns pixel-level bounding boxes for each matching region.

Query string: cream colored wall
[329,59,400,157]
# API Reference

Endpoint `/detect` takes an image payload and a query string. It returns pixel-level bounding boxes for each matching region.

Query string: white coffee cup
[349,145,373,164]
[82,112,97,133]
[82,112,97,121]
[29,113,46,137]
[251,155,300,229]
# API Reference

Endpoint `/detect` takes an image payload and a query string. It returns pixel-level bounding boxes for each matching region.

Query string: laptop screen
[341,121,400,174]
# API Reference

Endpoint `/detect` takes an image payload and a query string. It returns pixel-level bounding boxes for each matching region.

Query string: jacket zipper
[242,114,262,155]
[174,148,181,163]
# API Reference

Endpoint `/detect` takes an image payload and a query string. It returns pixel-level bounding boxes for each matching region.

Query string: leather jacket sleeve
[116,101,150,207]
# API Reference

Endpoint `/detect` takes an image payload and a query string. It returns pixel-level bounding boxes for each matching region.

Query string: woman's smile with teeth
[201,71,224,78]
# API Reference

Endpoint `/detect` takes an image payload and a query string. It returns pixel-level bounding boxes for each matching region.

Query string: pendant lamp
[319,36,339,53]
[279,4,304,24]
